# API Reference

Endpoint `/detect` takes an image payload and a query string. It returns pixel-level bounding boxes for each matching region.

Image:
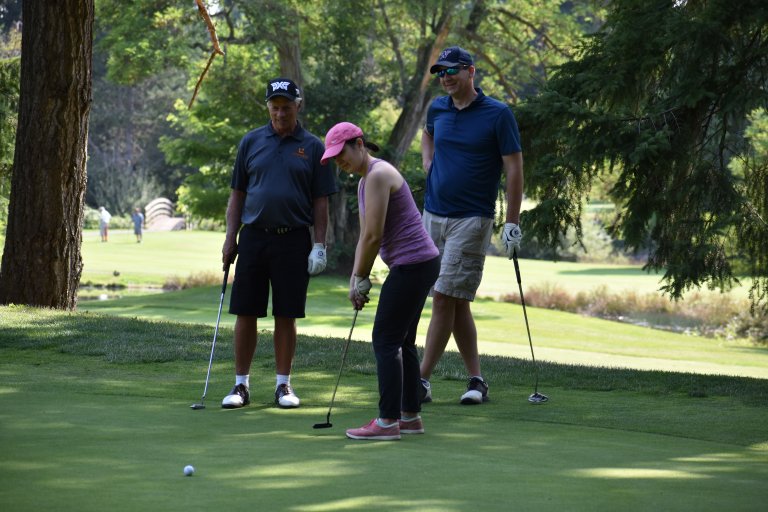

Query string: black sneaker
[460,377,489,405]
[275,383,300,408]
[221,383,250,409]
[419,378,432,403]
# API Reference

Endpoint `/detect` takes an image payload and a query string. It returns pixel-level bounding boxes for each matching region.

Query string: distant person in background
[131,207,145,243]
[98,206,111,242]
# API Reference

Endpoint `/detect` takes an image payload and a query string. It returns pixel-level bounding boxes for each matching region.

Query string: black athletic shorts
[228,225,311,318]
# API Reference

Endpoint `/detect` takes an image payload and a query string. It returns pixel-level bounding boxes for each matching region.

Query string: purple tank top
[358,159,439,267]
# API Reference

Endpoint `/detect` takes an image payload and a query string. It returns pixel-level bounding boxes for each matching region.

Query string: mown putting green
[1,308,767,511]
[3,229,767,511]
[3,389,766,512]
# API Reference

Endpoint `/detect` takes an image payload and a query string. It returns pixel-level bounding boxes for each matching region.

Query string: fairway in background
[74,230,765,378]
[80,229,224,286]
[78,280,768,379]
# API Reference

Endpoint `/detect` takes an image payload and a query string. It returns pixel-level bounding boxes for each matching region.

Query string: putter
[191,263,230,410]
[313,309,359,428]
[512,249,549,404]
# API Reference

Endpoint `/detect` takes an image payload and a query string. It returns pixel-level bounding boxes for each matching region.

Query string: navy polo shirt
[424,88,521,218]
[231,122,338,227]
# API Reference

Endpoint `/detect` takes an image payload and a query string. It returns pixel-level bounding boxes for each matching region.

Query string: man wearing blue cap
[220,77,338,410]
[419,46,524,405]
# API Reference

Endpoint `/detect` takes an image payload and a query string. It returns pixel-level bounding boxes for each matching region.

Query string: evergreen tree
[518,0,768,309]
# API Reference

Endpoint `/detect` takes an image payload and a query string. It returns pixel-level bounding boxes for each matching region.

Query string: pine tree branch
[494,7,572,59]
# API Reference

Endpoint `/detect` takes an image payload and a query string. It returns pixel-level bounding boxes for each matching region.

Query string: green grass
[3,230,767,510]
[76,231,767,378]
[80,229,225,287]
[78,275,768,380]
[1,307,767,511]
[79,229,688,294]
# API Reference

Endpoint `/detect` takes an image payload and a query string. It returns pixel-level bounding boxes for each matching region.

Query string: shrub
[505,282,576,311]
[727,311,768,345]
[186,217,225,231]
[163,271,223,291]
[498,283,757,342]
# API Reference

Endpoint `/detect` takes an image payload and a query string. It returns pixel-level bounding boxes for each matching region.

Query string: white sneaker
[275,383,300,408]
[221,384,250,409]
[460,377,489,405]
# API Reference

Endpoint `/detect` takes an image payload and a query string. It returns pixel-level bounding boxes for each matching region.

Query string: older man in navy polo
[221,77,338,409]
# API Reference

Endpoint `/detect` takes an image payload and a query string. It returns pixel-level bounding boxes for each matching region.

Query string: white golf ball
[183,465,195,476]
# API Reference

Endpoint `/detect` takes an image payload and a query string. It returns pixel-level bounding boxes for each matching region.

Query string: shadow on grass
[79,281,371,330]
[2,305,766,408]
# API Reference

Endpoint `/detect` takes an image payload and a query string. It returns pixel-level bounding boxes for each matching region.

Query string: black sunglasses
[434,65,469,78]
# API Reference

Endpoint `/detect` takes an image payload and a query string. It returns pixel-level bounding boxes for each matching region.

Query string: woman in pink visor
[321,121,440,441]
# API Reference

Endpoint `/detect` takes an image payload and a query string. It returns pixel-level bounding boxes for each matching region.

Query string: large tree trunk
[384,13,453,168]
[277,40,302,89]
[326,179,356,274]
[0,0,94,309]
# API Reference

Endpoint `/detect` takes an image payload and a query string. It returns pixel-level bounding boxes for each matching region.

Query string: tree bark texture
[384,15,452,168]
[327,180,355,274]
[0,0,94,309]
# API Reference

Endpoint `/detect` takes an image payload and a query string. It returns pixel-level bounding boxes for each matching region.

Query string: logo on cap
[266,78,300,101]
[271,81,292,92]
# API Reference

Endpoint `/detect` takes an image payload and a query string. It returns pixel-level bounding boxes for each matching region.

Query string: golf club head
[313,422,332,429]
[190,403,206,410]
[528,392,549,404]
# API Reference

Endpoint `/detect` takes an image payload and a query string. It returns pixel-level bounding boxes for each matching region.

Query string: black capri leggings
[371,256,440,419]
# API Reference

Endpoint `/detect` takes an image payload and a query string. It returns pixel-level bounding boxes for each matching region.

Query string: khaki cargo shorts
[422,211,493,301]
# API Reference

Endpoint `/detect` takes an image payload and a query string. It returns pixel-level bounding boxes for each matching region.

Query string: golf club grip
[221,263,230,294]
[512,249,522,285]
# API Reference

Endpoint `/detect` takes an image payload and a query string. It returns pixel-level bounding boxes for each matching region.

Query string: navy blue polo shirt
[231,122,338,227]
[424,88,521,218]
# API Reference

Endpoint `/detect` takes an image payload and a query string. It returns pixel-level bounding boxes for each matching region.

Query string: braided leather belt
[261,226,298,235]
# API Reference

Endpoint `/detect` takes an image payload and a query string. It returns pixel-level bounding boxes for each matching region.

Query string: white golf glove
[307,243,327,276]
[349,275,372,310]
[353,275,372,296]
[501,223,523,259]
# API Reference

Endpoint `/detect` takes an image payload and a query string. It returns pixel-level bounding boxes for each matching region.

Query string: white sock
[276,374,290,389]
[376,418,397,428]
[236,374,249,388]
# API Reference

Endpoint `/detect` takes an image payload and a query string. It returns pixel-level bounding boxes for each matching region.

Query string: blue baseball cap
[430,46,474,74]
